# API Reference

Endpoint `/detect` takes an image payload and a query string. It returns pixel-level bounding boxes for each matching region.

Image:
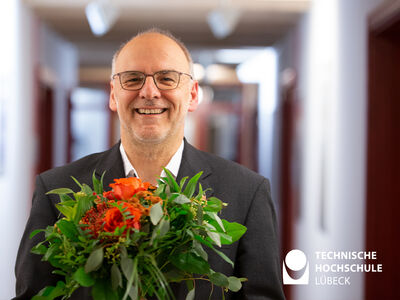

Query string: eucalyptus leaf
[150,202,163,225]
[210,272,229,287]
[227,276,242,292]
[111,264,122,290]
[121,257,134,280]
[193,240,208,261]
[174,194,191,204]
[185,288,195,300]
[85,247,104,273]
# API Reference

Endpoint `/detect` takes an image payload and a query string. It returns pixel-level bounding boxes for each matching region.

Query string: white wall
[0,1,36,299]
[0,1,78,298]
[279,0,385,299]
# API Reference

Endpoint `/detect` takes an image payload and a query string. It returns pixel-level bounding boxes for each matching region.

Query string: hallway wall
[277,0,385,299]
[0,1,78,298]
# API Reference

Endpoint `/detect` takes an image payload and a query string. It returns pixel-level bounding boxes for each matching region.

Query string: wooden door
[365,1,400,299]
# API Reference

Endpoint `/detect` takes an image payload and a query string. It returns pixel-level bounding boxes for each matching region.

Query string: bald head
[111,29,193,77]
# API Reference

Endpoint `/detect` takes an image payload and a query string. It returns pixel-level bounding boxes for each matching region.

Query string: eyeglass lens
[119,71,180,90]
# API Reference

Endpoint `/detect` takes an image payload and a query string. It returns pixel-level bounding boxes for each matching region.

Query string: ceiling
[25,0,310,66]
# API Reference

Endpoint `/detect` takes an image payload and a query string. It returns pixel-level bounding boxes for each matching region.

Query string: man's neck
[121,136,183,185]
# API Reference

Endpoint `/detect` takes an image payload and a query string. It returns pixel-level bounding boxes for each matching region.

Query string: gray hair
[111,28,194,78]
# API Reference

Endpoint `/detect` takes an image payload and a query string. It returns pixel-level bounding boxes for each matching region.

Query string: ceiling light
[85,0,119,36]
[207,4,241,39]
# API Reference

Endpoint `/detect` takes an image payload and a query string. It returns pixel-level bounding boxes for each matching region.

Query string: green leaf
[121,257,134,280]
[207,231,221,247]
[60,194,74,202]
[193,240,208,261]
[82,184,93,196]
[179,176,188,189]
[92,171,103,195]
[164,168,180,192]
[71,176,83,189]
[227,276,242,292]
[46,188,74,195]
[29,229,44,239]
[211,247,234,268]
[121,257,138,300]
[74,193,95,223]
[170,252,210,274]
[32,281,66,300]
[222,220,247,243]
[174,194,191,204]
[73,267,95,287]
[205,211,225,232]
[210,272,229,287]
[92,278,118,300]
[150,202,163,225]
[55,203,75,220]
[56,219,79,242]
[31,244,48,255]
[85,247,104,273]
[111,264,122,290]
[151,217,170,245]
[204,197,223,212]
[183,171,203,198]
[185,288,195,300]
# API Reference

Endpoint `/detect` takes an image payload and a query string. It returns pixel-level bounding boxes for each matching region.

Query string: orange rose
[103,201,142,233]
[109,177,150,200]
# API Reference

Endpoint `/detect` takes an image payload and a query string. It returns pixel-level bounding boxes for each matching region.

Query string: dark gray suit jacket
[14,141,285,300]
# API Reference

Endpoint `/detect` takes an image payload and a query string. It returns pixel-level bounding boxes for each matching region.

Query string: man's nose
[138,76,161,99]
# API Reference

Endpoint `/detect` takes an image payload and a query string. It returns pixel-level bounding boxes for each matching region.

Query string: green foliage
[31,169,247,300]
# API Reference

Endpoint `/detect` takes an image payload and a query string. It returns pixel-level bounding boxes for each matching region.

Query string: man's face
[109,33,198,145]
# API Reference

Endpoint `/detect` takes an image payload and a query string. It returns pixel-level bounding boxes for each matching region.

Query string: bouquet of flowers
[30,170,247,300]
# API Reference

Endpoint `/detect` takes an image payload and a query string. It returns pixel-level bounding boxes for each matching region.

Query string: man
[14,29,285,300]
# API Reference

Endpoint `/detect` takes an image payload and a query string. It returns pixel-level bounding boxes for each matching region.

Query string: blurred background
[0,0,399,299]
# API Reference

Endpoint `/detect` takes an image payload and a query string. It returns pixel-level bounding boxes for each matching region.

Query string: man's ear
[188,80,199,112]
[109,80,118,112]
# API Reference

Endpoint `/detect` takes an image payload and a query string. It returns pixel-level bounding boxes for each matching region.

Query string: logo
[283,249,309,285]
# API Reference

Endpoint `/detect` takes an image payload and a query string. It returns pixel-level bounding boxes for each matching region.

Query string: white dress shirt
[119,140,184,180]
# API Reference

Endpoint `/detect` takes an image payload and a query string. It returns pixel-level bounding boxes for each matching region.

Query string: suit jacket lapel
[177,140,214,197]
[94,142,125,188]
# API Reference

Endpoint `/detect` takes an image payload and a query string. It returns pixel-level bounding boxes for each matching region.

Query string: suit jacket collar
[94,140,214,196]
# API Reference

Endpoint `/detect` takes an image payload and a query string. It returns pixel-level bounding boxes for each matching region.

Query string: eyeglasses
[112,70,193,91]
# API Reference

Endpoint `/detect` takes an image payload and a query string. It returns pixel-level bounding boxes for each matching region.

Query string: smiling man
[14,29,285,300]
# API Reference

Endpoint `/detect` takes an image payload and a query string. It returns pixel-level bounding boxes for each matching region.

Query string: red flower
[103,201,142,233]
[109,178,150,200]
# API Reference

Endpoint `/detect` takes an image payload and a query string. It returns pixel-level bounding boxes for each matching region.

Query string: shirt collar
[119,140,184,179]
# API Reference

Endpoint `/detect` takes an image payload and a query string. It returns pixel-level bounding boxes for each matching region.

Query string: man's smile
[135,108,168,115]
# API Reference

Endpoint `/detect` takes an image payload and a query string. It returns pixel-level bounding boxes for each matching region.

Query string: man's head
[109,28,198,147]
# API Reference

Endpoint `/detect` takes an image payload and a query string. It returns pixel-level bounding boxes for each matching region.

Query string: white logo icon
[283,249,309,285]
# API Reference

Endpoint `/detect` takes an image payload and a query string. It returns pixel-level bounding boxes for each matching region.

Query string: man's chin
[133,132,168,145]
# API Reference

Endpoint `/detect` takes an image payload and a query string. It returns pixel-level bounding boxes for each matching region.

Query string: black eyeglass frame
[111,70,193,91]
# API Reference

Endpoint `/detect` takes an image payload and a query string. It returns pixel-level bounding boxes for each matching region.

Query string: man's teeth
[136,108,165,115]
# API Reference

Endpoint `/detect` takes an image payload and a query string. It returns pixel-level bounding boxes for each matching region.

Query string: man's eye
[125,77,141,83]
[159,76,174,82]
